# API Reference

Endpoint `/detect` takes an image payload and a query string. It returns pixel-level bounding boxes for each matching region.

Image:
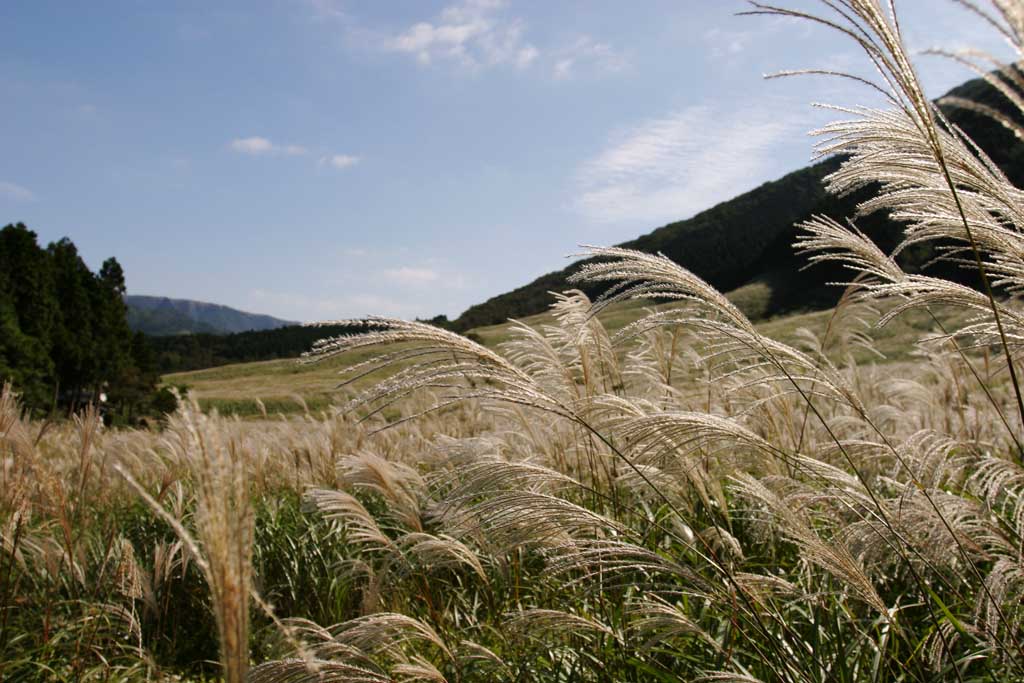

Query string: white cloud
[703,28,752,59]
[309,0,347,22]
[385,0,539,71]
[323,153,360,169]
[230,136,273,154]
[383,266,441,286]
[249,288,416,321]
[515,44,539,68]
[552,36,627,80]
[573,102,808,225]
[0,181,35,202]
[229,136,308,156]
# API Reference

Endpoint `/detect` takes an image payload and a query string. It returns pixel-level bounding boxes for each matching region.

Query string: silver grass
[976,557,1024,647]
[437,457,583,504]
[499,319,581,404]
[697,526,745,563]
[547,289,623,396]
[625,596,720,653]
[610,410,785,468]
[572,248,868,413]
[621,319,694,404]
[569,246,753,332]
[440,490,624,552]
[117,396,255,683]
[732,572,799,601]
[391,656,447,683]
[454,640,512,680]
[311,612,451,661]
[730,473,889,616]
[397,532,487,581]
[540,538,711,594]
[338,452,424,532]
[695,674,765,683]
[303,317,573,422]
[248,659,391,683]
[304,488,393,549]
[0,382,33,464]
[504,608,615,642]
[749,0,1024,436]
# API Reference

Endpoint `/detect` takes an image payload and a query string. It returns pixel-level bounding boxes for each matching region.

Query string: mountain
[450,75,1024,332]
[125,295,297,336]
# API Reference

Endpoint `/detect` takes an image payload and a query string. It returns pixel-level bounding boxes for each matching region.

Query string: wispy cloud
[383,266,441,286]
[322,153,360,170]
[573,102,806,225]
[552,36,627,80]
[324,1,628,80]
[249,288,416,321]
[0,181,35,202]
[384,0,539,70]
[703,28,752,59]
[229,136,308,156]
[308,0,347,22]
[230,137,363,171]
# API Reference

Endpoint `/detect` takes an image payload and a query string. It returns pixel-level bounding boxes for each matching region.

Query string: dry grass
[166,299,976,418]
[5,1,1024,681]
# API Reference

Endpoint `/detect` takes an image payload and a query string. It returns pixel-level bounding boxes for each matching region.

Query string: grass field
[9,5,1024,681]
[167,291,974,417]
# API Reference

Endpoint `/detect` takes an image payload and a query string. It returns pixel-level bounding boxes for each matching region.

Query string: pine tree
[48,237,98,407]
[0,224,58,410]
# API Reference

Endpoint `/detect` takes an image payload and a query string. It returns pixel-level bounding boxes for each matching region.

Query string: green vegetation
[146,323,363,374]
[0,224,167,420]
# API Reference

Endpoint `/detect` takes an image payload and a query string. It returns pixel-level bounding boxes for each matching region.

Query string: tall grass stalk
[117,396,254,683]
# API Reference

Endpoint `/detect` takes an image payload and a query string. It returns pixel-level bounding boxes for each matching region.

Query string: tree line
[0,223,173,420]
[147,323,370,374]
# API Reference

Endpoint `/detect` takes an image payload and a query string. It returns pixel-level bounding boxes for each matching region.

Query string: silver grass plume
[117,396,255,683]
[303,317,573,422]
[747,0,1024,434]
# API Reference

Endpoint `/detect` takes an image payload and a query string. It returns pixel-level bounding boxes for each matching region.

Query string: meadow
[5,1,1024,681]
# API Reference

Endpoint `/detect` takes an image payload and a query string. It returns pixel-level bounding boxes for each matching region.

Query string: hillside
[450,74,1024,331]
[166,298,973,417]
[125,295,296,336]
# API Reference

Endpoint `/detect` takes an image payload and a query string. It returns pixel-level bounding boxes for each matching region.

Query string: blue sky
[0,1,1008,322]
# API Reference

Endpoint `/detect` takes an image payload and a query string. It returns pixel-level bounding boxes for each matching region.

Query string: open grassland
[3,281,1023,682]
[6,3,1024,681]
[167,294,976,417]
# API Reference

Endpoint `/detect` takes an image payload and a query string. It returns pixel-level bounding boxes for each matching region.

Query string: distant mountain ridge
[125,295,297,336]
